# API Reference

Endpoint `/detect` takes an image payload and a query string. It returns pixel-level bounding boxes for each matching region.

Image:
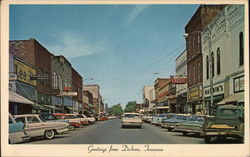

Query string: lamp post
[183,27,213,115]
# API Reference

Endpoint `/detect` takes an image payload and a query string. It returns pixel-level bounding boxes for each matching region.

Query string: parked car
[75,114,89,125]
[161,114,189,131]
[82,114,96,124]
[155,113,169,126]
[98,115,108,121]
[174,115,205,136]
[203,104,244,143]
[151,114,159,125]
[53,113,82,131]
[39,113,73,130]
[9,113,30,144]
[14,114,69,139]
[144,114,154,123]
[160,113,176,128]
[121,113,143,128]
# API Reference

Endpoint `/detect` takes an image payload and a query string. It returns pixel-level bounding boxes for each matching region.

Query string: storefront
[9,91,34,114]
[187,84,203,114]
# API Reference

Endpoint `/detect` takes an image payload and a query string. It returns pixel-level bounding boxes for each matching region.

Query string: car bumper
[122,122,142,126]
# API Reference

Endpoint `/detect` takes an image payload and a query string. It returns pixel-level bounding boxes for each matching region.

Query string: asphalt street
[23,119,241,144]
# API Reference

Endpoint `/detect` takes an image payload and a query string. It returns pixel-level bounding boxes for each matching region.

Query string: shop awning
[218,92,244,104]
[154,106,169,110]
[9,91,34,105]
[44,105,62,110]
[33,104,49,111]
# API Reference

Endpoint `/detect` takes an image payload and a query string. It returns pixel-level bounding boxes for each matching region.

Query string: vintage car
[121,113,143,128]
[154,113,169,126]
[82,114,96,124]
[161,114,189,131]
[203,104,244,143]
[14,114,69,139]
[9,113,30,144]
[75,114,89,125]
[143,114,154,123]
[98,115,108,121]
[174,115,205,136]
[53,113,82,130]
[160,113,176,128]
[151,114,160,125]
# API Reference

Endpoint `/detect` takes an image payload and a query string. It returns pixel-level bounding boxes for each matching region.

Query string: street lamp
[184,27,214,115]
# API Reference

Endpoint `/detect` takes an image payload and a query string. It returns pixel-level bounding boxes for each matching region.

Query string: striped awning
[9,91,34,105]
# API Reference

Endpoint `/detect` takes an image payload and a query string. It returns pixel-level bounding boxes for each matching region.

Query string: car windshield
[176,115,188,120]
[40,114,57,121]
[124,114,140,118]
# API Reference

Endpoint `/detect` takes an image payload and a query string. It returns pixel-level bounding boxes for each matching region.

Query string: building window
[217,48,221,75]
[193,65,196,84]
[211,52,215,77]
[206,56,209,80]
[239,32,244,66]
[197,62,200,83]
[234,76,244,93]
[53,72,56,89]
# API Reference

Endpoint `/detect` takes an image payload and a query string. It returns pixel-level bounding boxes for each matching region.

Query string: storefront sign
[204,82,224,97]
[14,59,36,86]
[172,78,187,84]
[188,85,202,101]
[59,92,77,96]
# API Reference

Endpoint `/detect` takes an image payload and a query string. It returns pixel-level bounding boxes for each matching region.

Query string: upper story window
[206,55,209,80]
[197,62,200,83]
[211,52,215,77]
[239,32,244,66]
[217,48,221,75]
[193,65,196,84]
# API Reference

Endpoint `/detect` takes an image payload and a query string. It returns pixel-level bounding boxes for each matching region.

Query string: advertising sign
[59,92,78,96]
[14,59,36,86]
[172,78,187,84]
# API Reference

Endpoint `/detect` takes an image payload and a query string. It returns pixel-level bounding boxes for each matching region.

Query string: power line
[95,44,185,82]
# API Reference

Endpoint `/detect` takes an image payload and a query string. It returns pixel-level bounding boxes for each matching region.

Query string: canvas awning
[9,91,34,105]
[218,92,244,104]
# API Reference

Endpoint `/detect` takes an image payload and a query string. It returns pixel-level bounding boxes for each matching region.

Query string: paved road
[23,119,241,144]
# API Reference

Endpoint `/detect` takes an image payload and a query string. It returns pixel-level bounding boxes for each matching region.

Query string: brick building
[184,5,225,114]
[72,67,83,113]
[10,39,53,112]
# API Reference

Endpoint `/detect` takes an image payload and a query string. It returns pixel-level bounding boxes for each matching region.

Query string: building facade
[143,86,154,113]
[202,5,245,114]
[72,67,83,114]
[185,5,225,114]
[175,50,188,113]
[9,39,53,112]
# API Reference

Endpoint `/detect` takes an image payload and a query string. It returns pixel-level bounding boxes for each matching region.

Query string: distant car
[174,115,205,136]
[144,114,153,123]
[71,114,89,125]
[98,115,108,121]
[14,114,69,139]
[9,113,30,144]
[121,113,143,128]
[53,113,82,131]
[161,114,189,131]
[151,114,159,125]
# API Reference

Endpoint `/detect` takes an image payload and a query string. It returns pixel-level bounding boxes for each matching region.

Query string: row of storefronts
[9,39,102,115]
[142,5,245,115]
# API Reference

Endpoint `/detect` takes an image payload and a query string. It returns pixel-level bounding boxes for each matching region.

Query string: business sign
[204,82,224,97]
[172,78,187,84]
[59,92,77,96]
[14,59,36,86]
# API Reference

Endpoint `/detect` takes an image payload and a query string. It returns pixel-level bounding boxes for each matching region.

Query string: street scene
[7,4,245,145]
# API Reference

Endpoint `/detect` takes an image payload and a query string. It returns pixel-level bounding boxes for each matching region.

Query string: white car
[9,114,30,144]
[121,113,143,128]
[82,114,96,124]
[14,114,69,139]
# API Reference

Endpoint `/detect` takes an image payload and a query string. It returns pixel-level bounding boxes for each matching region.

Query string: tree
[124,101,137,113]
[110,104,123,116]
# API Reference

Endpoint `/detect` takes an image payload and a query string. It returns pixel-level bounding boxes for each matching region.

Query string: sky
[10,4,199,109]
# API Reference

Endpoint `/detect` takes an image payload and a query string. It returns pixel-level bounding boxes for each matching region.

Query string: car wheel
[138,126,142,129]
[183,132,188,136]
[121,125,124,128]
[204,136,211,143]
[168,128,172,131]
[79,124,83,128]
[68,125,74,131]
[44,130,55,139]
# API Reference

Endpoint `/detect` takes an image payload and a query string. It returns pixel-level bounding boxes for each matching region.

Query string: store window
[234,76,244,93]
[211,52,215,77]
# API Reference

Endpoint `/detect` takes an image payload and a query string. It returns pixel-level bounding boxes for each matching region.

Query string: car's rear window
[124,114,140,118]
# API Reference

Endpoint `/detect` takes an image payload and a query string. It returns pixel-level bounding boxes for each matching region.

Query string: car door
[25,116,45,137]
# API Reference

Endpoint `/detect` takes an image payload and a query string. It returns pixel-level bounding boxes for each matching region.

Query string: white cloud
[47,31,112,58]
[127,5,149,25]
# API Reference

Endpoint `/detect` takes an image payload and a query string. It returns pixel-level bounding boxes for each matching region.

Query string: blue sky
[10,4,199,109]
